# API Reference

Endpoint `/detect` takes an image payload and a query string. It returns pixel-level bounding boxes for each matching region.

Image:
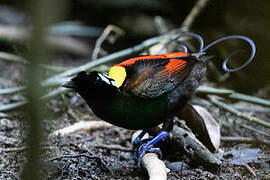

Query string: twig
[92,25,124,60]
[181,0,211,31]
[197,86,270,107]
[241,124,270,137]
[0,25,91,56]
[221,136,270,145]
[0,52,68,72]
[49,154,100,162]
[209,96,270,128]
[243,163,257,177]
[1,146,56,153]
[154,16,169,34]
[50,120,113,136]
[49,21,103,37]
[0,101,27,112]
[0,135,17,145]
[0,87,70,112]
[0,112,8,118]
[87,144,133,152]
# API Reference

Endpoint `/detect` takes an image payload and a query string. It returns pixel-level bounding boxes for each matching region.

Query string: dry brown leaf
[178,103,220,152]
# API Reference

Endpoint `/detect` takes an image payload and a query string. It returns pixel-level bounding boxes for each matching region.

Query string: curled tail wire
[159,32,256,72]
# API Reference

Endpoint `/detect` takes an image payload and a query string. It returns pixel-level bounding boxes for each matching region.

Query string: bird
[63,32,256,166]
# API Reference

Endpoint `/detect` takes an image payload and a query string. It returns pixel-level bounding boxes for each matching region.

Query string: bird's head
[62,71,117,93]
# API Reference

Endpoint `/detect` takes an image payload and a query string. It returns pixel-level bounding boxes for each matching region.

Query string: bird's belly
[95,95,168,130]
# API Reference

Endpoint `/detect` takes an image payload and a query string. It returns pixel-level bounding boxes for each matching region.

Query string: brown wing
[121,53,196,98]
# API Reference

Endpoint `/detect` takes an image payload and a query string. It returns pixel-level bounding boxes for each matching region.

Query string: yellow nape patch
[109,66,126,88]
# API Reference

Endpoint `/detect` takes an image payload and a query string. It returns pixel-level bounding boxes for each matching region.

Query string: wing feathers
[113,53,196,98]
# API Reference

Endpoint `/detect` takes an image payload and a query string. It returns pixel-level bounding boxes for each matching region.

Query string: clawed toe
[135,143,162,167]
[132,131,168,167]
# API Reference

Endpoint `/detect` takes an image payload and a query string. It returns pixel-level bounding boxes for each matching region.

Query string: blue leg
[134,131,169,167]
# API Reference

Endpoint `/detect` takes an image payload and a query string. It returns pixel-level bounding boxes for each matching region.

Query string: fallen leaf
[177,103,220,152]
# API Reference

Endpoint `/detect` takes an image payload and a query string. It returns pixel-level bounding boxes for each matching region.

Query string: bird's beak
[62,80,76,89]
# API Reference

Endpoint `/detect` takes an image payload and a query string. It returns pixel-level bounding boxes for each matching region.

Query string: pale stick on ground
[51,120,113,136]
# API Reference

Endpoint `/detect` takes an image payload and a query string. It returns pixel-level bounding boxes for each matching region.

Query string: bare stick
[0,25,91,56]
[221,136,270,145]
[0,51,68,72]
[92,25,124,60]
[51,120,113,136]
[0,87,70,112]
[241,124,270,137]
[87,144,133,152]
[197,86,270,107]
[209,96,270,128]
[49,154,100,162]
[181,0,211,31]
[0,135,17,145]
[1,146,56,153]
[243,163,257,177]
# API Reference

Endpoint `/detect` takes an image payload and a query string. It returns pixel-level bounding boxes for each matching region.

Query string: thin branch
[0,25,91,56]
[243,163,257,177]
[221,136,270,145]
[92,25,125,60]
[49,154,100,162]
[50,120,113,136]
[181,0,211,31]
[0,52,68,72]
[87,144,133,152]
[1,146,56,153]
[0,87,70,112]
[209,96,270,128]
[197,86,270,107]
[241,124,270,137]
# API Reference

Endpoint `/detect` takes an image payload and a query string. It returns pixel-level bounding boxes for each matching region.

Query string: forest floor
[0,59,270,180]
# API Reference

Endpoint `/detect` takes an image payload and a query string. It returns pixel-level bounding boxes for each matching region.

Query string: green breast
[102,93,169,130]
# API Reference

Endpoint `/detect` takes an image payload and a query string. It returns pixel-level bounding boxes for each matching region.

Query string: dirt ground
[0,60,270,180]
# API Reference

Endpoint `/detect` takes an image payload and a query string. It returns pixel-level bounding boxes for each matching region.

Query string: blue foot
[133,131,169,167]
[133,130,147,147]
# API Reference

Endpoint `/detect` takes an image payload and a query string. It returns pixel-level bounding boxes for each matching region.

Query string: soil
[0,59,270,180]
